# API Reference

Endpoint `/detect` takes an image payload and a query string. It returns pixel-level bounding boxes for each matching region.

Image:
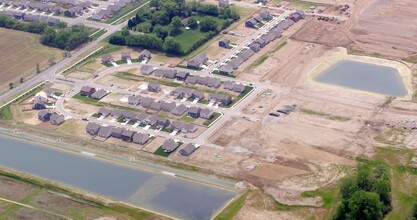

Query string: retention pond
[314,60,407,96]
[0,135,235,220]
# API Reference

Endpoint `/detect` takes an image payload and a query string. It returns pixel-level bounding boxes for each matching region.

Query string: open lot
[0,28,63,92]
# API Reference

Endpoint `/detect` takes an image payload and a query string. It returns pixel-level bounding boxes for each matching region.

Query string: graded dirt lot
[292,0,417,59]
[0,28,63,91]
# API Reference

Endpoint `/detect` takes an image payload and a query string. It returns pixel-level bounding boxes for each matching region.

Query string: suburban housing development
[0,0,417,219]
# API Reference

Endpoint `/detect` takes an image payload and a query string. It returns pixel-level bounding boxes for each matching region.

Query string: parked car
[269,113,279,117]
[277,109,290,115]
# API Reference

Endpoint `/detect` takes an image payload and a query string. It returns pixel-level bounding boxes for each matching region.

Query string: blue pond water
[314,60,407,96]
[0,135,235,220]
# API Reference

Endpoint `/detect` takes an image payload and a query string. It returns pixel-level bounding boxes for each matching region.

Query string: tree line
[332,162,392,220]
[0,14,90,50]
[109,0,239,56]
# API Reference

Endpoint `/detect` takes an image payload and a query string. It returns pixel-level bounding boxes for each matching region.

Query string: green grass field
[0,28,63,91]
[203,112,221,126]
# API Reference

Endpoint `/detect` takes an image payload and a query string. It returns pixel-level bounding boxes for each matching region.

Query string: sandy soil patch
[0,177,37,201]
[141,136,165,153]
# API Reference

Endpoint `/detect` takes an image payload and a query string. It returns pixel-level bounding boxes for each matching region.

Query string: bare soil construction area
[292,0,417,59]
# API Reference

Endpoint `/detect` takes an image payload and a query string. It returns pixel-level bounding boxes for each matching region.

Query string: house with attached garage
[121,51,131,60]
[139,49,151,62]
[98,126,113,138]
[161,101,176,112]
[176,71,189,81]
[38,110,52,122]
[149,101,162,111]
[181,124,197,133]
[133,132,150,145]
[219,39,230,48]
[187,53,208,69]
[206,77,221,88]
[200,108,214,119]
[171,87,193,98]
[245,18,258,28]
[191,90,204,100]
[188,107,201,118]
[233,83,246,93]
[196,76,207,85]
[128,95,141,105]
[50,114,65,125]
[147,82,161,93]
[163,69,177,79]
[33,96,47,110]
[111,109,124,119]
[121,129,135,142]
[260,11,272,20]
[209,93,232,106]
[140,65,154,75]
[86,122,100,136]
[98,108,111,117]
[91,89,108,100]
[223,81,235,90]
[218,64,233,75]
[140,97,154,109]
[171,104,188,116]
[80,86,96,96]
[161,139,179,153]
[123,111,137,122]
[101,54,113,63]
[248,42,261,52]
[171,121,184,131]
[136,112,149,124]
[185,76,197,85]
[111,127,124,139]
[179,143,198,156]
[228,57,244,70]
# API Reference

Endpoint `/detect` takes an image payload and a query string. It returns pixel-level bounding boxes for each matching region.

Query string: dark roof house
[91,89,108,100]
[161,139,179,153]
[200,108,214,119]
[187,53,208,69]
[38,110,52,122]
[80,86,96,96]
[219,39,230,48]
[171,104,188,116]
[86,122,100,135]
[179,143,198,156]
[148,82,161,93]
[50,114,65,125]
[132,132,150,145]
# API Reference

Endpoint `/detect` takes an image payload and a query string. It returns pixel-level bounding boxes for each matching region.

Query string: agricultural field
[0,28,63,93]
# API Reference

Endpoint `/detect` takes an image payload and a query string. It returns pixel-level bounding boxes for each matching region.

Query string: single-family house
[123,111,137,122]
[161,101,176,112]
[98,126,113,138]
[136,112,149,123]
[33,96,47,110]
[121,129,135,142]
[132,132,150,145]
[176,71,189,81]
[140,65,154,75]
[101,54,113,63]
[149,101,162,111]
[86,122,100,135]
[139,49,151,61]
[245,18,258,28]
[181,124,197,133]
[161,139,179,153]
[223,81,235,90]
[256,0,267,4]
[187,53,208,69]
[196,76,207,85]
[206,77,221,88]
[248,42,261,52]
[171,121,184,131]
[171,104,188,116]
[111,109,124,119]
[140,97,154,109]
[260,11,272,20]
[200,108,214,119]
[255,38,266,48]
[209,93,232,106]
[148,82,161,93]
[98,108,111,117]
[80,86,96,96]
[185,76,197,85]
[47,17,60,26]
[219,39,230,48]
[38,110,52,122]
[238,49,255,61]
[179,143,198,156]
[171,87,193,98]
[91,89,108,100]
[188,107,201,118]
[218,64,233,75]
[163,69,177,79]
[111,127,124,138]
[233,83,246,93]
[228,57,244,70]
[128,95,141,105]
[191,90,204,100]
[121,51,131,60]
[181,17,190,26]
[50,114,65,125]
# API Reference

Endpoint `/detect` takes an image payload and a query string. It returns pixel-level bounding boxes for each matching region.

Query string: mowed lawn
[0,28,63,89]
